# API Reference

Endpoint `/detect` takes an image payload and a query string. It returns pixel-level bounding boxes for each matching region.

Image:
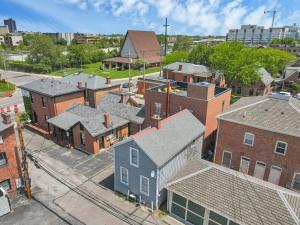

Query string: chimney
[106,76,111,84]
[187,82,215,100]
[120,93,126,103]
[1,113,11,125]
[104,113,110,128]
[178,64,183,71]
[77,81,83,89]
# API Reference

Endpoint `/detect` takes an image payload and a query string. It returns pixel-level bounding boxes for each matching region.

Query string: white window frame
[120,166,128,185]
[221,151,232,168]
[130,147,139,168]
[0,152,7,166]
[292,172,300,191]
[239,156,250,174]
[253,161,266,179]
[274,141,288,156]
[243,132,255,146]
[140,175,149,196]
[154,102,161,116]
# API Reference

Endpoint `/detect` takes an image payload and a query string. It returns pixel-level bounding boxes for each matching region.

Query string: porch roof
[47,112,81,131]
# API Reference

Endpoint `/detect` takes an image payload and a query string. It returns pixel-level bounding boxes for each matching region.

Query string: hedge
[6,61,52,74]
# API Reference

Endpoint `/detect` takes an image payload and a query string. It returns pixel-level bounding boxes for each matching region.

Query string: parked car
[122,82,134,88]
[279,91,291,96]
[296,93,300,100]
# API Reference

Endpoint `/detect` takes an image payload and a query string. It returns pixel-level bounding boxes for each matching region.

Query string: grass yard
[50,62,161,79]
[0,81,16,93]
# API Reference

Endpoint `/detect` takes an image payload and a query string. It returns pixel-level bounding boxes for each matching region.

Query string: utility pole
[264,10,278,28]
[159,46,162,77]
[163,17,170,56]
[128,51,132,92]
[15,109,32,199]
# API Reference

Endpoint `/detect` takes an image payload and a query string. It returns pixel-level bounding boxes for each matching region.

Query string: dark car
[122,82,134,88]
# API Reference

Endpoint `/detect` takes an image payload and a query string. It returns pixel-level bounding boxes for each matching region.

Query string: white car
[279,91,291,96]
[296,93,300,100]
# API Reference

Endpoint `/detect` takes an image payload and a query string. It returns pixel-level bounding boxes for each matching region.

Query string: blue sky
[0,0,299,35]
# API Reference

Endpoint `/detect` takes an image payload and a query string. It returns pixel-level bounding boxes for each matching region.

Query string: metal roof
[166,159,300,225]
[258,67,274,86]
[131,109,205,167]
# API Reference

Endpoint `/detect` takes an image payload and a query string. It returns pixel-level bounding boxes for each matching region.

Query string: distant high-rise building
[4,18,17,33]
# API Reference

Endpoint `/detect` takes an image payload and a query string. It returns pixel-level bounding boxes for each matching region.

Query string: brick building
[144,81,231,151]
[48,104,129,154]
[278,66,300,86]
[231,67,273,96]
[214,94,300,191]
[19,73,120,132]
[0,113,21,196]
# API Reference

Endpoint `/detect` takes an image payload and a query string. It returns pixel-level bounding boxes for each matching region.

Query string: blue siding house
[114,109,205,209]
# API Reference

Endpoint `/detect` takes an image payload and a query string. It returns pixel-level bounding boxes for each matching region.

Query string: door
[253,161,266,179]
[222,151,232,168]
[239,157,250,174]
[268,166,282,185]
[0,188,10,216]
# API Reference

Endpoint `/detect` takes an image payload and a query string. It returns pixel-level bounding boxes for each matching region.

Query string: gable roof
[130,109,205,167]
[97,92,144,124]
[218,94,300,137]
[62,73,120,90]
[166,159,300,225]
[47,104,129,137]
[124,30,160,60]
[258,67,274,86]
[281,67,300,80]
[164,62,211,77]
[19,78,83,97]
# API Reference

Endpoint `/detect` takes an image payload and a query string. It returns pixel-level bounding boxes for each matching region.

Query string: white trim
[140,175,149,196]
[130,147,139,168]
[278,191,300,225]
[243,132,255,146]
[239,156,250,174]
[291,172,300,191]
[120,166,128,185]
[221,150,232,168]
[274,141,288,156]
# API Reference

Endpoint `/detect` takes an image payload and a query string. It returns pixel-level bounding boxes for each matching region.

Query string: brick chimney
[1,113,11,125]
[106,77,111,84]
[77,81,83,89]
[104,113,110,128]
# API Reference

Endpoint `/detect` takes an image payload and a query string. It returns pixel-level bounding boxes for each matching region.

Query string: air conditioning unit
[152,114,161,120]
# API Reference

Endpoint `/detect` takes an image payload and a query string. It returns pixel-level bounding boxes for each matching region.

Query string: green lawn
[0,81,16,92]
[49,62,161,79]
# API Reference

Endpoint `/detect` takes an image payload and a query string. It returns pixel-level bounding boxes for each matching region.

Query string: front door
[253,161,266,179]
[239,157,250,174]
[268,166,282,185]
[99,136,104,149]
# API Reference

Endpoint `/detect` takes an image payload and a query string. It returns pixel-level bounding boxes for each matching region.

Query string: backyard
[50,62,161,79]
[0,81,16,95]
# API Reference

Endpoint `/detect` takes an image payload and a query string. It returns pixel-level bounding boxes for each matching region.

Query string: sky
[0,0,299,36]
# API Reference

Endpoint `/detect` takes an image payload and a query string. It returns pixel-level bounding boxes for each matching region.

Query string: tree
[163,51,189,65]
[173,36,192,52]
[56,38,67,45]
[188,44,214,66]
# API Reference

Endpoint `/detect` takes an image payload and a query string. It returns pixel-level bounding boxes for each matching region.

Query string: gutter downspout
[213,119,220,163]
[155,167,159,209]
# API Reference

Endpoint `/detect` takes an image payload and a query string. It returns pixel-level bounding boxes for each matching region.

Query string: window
[120,167,128,185]
[237,87,241,95]
[231,86,236,93]
[80,124,85,145]
[30,94,34,103]
[0,180,11,191]
[154,103,161,116]
[33,111,38,123]
[268,165,282,185]
[274,141,287,155]
[140,175,149,196]
[249,88,254,96]
[221,100,225,112]
[0,135,3,144]
[209,211,228,225]
[239,157,250,174]
[42,97,46,107]
[243,133,254,146]
[0,152,7,166]
[292,173,300,191]
[253,161,266,180]
[130,147,139,167]
[222,151,232,168]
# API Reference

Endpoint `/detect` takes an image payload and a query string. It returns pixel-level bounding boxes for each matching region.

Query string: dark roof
[19,78,83,97]
[166,159,300,225]
[164,62,211,77]
[116,110,205,167]
[0,119,13,133]
[48,104,129,137]
[219,94,300,137]
[97,92,144,124]
[62,73,120,90]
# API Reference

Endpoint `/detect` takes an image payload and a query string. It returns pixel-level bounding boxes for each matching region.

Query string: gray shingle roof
[62,73,120,90]
[164,62,211,77]
[0,120,13,133]
[19,78,83,97]
[166,159,300,225]
[280,67,300,80]
[48,104,129,137]
[97,92,145,124]
[131,109,205,167]
[258,67,274,86]
[219,94,300,137]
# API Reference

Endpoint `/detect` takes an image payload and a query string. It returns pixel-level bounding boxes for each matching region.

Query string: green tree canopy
[271,38,296,46]
[56,38,67,45]
[173,36,193,52]
[163,51,189,65]
[188,44,214,66]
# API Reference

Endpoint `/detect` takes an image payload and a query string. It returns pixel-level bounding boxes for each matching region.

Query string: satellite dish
[151,171,156,178]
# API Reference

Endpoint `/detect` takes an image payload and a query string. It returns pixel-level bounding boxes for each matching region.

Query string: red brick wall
[231,80,271,96]
[29,91,84,131]
[214,120,300,187]
[0,126,21,197]
[283,72,300,84]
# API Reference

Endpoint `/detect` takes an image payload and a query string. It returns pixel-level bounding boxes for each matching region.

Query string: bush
[290,82,300,91]
[6,61,52,74]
